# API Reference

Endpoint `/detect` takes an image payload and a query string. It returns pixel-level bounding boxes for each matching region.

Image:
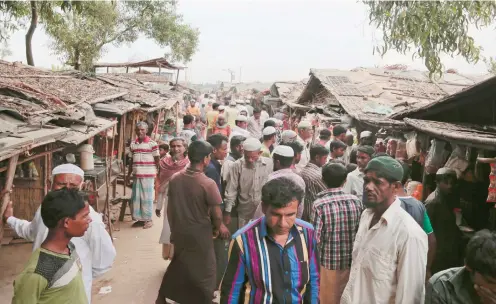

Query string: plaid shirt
[300,163,327,222]
[312,188,363,270]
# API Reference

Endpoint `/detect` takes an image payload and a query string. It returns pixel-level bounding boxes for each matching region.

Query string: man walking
[12,188,92,304]
[4,164,115,303]
[296,120,313,171]
[425,168,463,274]
[220,177,319,303]
[225,100,239,127]
[300,144,329,222]
[178,114,197,145]
[247,108,263,139]
[341,156,428,304]
[261,126,277,157]
[221,135,246,193]
[313,163,363,304]
[343,145,374,199]
[224,138,273,229]
[156,140,230,304]
[206,134,230,287]
[230,115,250,140]
[253,145,305,219]
[156,137,189,260]
[127,121,160,229]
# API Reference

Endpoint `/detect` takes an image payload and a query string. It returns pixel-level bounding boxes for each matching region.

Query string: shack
[0,61,126,245]
[296,67,491,134]
[392,75,496,233]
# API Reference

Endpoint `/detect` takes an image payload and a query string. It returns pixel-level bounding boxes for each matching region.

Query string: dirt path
[92,211,167,304]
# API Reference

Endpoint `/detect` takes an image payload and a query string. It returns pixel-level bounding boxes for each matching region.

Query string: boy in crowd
[12,188,92,304]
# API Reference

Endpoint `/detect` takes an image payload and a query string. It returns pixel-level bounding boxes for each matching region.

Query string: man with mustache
[341,156,428,304]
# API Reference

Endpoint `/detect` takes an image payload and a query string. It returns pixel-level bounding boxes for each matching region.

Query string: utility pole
[222,69,235,83]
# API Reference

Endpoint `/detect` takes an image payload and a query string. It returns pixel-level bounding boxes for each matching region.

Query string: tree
[44,1,119,71]
[366,1,496,78]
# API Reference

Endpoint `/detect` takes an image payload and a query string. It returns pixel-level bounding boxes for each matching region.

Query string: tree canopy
[366,1,496,77]
[0,0,199,70]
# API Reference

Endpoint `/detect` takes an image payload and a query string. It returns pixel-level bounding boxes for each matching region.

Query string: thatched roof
[100,73,173,84]
[94,57,184,70]
[297,67,492,129]
[404,118,496,150]
[0,61,127,109]
[391,74,496,120]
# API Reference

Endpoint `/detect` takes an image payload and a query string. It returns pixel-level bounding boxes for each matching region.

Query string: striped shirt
[129,136,159,178]
[312,188,363,270]
[300,163,327,222]
[220,217,319,304]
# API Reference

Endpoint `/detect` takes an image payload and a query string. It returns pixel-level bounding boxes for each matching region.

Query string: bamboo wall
[11,157,46,221]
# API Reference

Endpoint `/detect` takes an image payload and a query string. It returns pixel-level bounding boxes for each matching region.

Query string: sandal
[143,221,153,229]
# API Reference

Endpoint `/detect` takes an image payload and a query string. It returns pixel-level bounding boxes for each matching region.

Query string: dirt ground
[0,184,222,304]
[0,185,168,304]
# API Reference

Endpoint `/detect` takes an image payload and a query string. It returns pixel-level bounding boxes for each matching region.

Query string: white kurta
[295,135,311,172]
[343,168,365,199]
[7,205,116,303]
[341,199,428,304]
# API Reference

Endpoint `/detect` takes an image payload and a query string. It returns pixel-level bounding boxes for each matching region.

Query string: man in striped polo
[127,121,160,229]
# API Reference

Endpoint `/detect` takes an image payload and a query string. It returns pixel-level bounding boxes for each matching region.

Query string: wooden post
[0,154,19,247]
[106,67,109,73]
[104,130,113,240]
[44,145,49,195]
[110,125,116,199]
[158,67,161,75]
[118,115,125,161]
[175,70,180,85]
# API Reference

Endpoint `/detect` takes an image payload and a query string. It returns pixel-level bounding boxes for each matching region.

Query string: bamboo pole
[104,130,113,240]
[0,154,19,247]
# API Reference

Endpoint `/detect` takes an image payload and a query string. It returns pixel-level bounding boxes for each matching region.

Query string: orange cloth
[213,125,231,138]
[206,110,219,129]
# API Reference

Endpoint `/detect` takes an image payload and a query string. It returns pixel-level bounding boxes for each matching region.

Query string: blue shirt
[220,217,320,303]
[205,158,223,209]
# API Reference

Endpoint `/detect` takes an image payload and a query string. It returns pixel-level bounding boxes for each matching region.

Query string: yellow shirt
[187,106,201,117]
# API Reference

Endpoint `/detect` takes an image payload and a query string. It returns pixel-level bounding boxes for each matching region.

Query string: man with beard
[3,164,115,303]
[230,115,250,140]
[425,168,463,274]
[156,140,230,304]
[341,156,428,304]
[252,145,305,219]
[224,138,273,229]
[343,145,374,199]
[156,137,190,260]
[127,121,160,229]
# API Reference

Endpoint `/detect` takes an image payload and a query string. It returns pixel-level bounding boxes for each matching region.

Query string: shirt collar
[317,187,344,197]
[135,136,151,143]
[259,216,299,241]
[447,267,479,301]
[381,198,402,225]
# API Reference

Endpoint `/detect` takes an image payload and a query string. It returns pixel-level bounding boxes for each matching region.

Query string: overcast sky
[6,0,496,84]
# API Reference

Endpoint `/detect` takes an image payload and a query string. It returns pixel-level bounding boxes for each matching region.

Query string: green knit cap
[365,156,403,182]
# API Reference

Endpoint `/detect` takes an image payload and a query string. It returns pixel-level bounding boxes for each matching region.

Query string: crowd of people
[3,95,496,304]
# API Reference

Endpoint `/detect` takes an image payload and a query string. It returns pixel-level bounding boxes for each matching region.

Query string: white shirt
[7,205,116,303]
[343,168,365,199]
[341,199,428,304]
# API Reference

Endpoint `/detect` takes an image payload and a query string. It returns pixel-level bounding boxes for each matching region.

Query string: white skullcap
[244,100,250,104]
[218,105,225,111]
[346,130,353,136]
[243,137,262,151]
[360,131,372,139]
[236,100,244,104]
[298,120,311,129]
[273,145,294,158]
[235,115,248,122]
[229,101,236,106]
[262,126,277,136]
[281,130,297,142]
[52,164,85,178]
